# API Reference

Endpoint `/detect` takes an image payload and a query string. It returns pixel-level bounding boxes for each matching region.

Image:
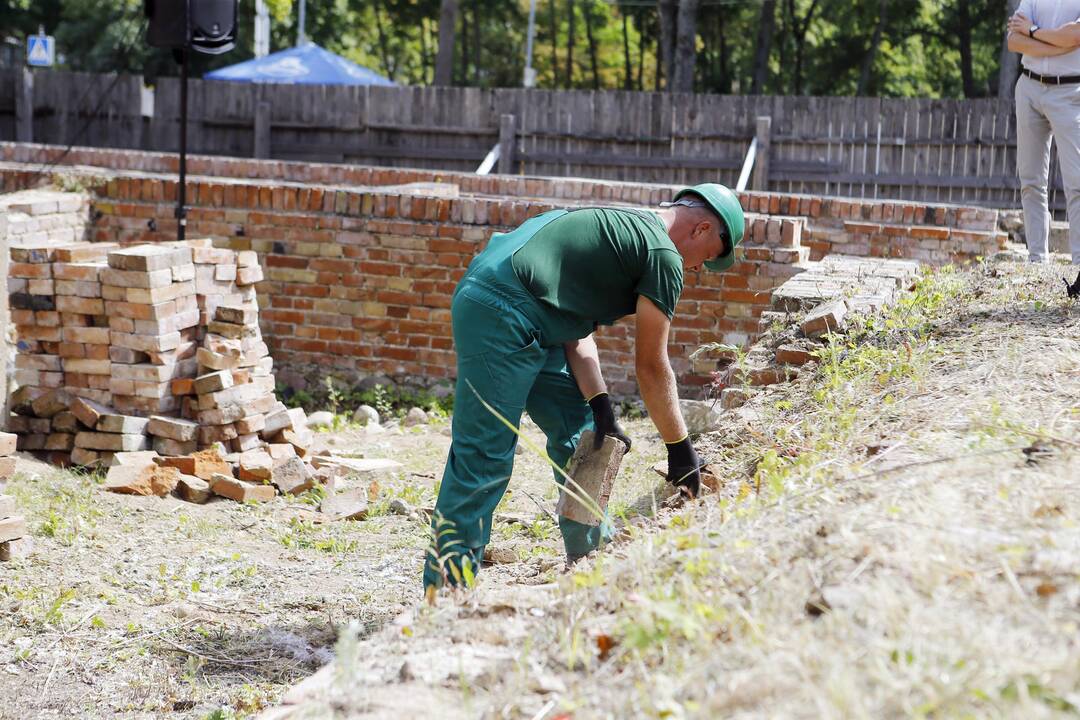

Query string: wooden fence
[0,68,1062,213]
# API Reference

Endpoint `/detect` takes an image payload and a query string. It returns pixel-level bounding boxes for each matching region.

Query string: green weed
[277,518,358,554]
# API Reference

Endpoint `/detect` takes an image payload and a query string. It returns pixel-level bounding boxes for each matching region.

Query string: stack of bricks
[0,431,27,562]
[54,245,115,408]
[6,238,318,474]
[183,304,278,452]
[0,189,89,247]
[70,396,152,467]
[190,244,263,326]
[3,236,337,506]
[104,244,200,417]
[9,246,64,405]
[170,243,276,453]
[8,243,115,464]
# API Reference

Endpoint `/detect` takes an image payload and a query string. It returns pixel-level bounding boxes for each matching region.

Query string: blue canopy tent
[204,43,395,86]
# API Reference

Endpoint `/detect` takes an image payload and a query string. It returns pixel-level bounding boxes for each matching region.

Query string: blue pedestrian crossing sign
[26,34,55,67]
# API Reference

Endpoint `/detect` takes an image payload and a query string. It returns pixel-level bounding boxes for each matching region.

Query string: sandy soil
[0,409,666,719]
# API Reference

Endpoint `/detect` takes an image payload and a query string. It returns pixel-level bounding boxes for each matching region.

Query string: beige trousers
[1015,73,1080,264]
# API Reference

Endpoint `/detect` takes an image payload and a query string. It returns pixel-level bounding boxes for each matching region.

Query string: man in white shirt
[1007,1,1080,263]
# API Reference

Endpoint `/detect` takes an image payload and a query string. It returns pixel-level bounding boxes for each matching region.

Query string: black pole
[177,48,188,242]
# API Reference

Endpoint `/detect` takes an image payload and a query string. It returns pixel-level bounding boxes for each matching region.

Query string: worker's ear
[692,220,713,241]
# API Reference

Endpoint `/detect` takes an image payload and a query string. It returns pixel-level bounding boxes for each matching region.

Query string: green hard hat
[673,183,745,272]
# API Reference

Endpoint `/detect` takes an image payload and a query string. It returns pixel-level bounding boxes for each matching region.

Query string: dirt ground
[5,257,1080,719]
[0,403,668,718]
[269,258,1080,719]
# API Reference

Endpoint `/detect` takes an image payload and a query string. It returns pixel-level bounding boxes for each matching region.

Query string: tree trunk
[998,0,1022,99]
[459,2,470,85]
[717,9,729,92]
[957,0,976,96]
[790,0,819,95]
[584,1,600,89]
[777,0,788,87]
[672,0,700,92]
[373,3,397,81]
[708,8,730,93]
[637,9,646,90]
[657,0,677,90]
[857,0,887,96]
[549,0,559,87]
[420,18,433,85]
[751,0,776,94]
[622,10,633,90]
[472,1,481,85]
[566,0,576,87]
[434,0,457,86]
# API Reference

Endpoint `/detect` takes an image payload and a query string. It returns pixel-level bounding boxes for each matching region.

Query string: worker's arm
[564,335,606,400]
[1008,13,1080,51]
[633,295,685,443]
[635,295,702,496]
[566,334,631,450]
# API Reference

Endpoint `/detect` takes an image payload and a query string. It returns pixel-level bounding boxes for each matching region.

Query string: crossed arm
[1008,13,1080,54]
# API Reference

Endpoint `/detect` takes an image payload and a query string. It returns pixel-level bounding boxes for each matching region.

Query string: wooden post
[498,113,516,174]
[254,100,271,159]
[15,68,33,144]
[752,115,771,191]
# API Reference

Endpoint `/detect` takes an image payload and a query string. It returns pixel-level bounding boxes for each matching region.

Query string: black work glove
[588,392,631,451]
[666,436,702,499]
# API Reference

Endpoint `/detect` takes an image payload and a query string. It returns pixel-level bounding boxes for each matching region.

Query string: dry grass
[296,259,1080,719]
[490,260,1080,719]
[0,395,666,718]
[8,258,1080,719]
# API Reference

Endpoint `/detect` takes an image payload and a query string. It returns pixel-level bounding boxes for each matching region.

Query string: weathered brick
[75,432,151,452]
[210,474,275,503]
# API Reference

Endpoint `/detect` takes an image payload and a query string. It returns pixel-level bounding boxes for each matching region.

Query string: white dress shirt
[1019,0,1080,75]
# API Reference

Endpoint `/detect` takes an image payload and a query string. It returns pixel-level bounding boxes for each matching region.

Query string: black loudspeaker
[190,0,237,54]
[145,0,236,54]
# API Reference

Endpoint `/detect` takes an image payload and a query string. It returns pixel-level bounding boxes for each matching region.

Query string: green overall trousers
[423,210,616,589]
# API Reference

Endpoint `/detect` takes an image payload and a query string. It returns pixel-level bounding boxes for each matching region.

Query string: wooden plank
[16,68,33,143]
[254,100,270,159]
[287,141,489,163]
[771,169,1020,190]
[518,149,743,171]
[752,115,771,191]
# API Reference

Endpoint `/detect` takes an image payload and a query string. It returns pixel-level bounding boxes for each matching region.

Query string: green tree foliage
[0,0,1022,98]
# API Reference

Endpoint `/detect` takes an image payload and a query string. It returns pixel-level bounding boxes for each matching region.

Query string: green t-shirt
[511,208,684,343]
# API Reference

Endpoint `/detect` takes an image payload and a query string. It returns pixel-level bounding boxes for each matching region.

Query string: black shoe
[1064,271,1080,299]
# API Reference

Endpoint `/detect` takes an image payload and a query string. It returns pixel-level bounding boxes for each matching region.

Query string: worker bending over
[424,183,745,592]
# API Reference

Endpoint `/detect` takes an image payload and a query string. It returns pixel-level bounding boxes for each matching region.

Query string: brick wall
[0,144,1007,268]
[0,143,1008,397]
[65,175,809,395]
